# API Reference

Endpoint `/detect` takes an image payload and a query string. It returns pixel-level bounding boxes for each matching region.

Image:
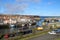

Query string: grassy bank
[55,38,60,40]
[9,30,51,40]
[56,39,60,40]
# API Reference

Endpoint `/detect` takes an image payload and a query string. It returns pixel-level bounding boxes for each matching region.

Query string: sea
[37,16,60,26]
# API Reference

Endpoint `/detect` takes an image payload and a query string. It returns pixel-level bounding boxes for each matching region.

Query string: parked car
[37,27,43,31]
[48,31,56,34]
[54,29,60,35]
[0,24,16,39]
[48,28,60,35]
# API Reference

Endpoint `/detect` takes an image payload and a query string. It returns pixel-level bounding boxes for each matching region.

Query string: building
[0,14,40,25]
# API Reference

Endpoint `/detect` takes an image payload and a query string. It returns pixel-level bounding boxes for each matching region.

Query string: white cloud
[32,0,41,3]
[2,0,41,14]
[16,0,41,3]
[5,2,28,14]
[48,2,52,5]
[16,0,31,3]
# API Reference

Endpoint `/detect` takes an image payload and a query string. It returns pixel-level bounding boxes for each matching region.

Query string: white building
[4,19,17,24]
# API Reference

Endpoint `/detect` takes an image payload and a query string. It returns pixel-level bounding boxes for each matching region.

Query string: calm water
[37,16,45,26]
[37,16,60,26]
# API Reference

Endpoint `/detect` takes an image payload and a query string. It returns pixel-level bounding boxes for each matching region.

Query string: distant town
[0,14,40,25]
[1,15,60,40]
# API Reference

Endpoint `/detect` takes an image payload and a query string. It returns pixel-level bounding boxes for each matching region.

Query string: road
[30,33,60,40]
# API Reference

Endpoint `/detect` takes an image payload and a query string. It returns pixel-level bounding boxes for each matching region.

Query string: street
[30,33,60,40]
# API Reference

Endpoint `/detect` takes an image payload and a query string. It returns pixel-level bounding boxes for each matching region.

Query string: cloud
[48,2,52,5]
[32,0,41,3]
[3,0,41,14]
[16,0,41,3]
[5,2,28,14]
[16,0,31,3]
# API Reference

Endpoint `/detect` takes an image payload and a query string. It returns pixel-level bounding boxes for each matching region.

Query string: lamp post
[52,24,55,30]
[29,23,31,30]
[9,15,16,37]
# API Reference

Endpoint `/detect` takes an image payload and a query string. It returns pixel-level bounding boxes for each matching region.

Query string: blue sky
[0,0,60,16]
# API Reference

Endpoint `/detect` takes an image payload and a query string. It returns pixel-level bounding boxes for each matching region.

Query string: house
[0,19,4,25]
[8,18,17,24]
[3,19,9,24]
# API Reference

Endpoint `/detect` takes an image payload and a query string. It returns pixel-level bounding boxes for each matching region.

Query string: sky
[0,0,60,16]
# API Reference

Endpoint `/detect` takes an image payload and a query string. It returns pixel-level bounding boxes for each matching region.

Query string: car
[53,29,60,33]
[48,29,60,35]
[54,29,60,35]
[48,31,56,34]
[37,27,43,31]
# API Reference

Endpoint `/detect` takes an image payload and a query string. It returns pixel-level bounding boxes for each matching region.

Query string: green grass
[55,38,60,40]
[19,30,51,40]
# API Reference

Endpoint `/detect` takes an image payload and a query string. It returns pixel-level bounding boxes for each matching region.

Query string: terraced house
[0,15,40,24]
